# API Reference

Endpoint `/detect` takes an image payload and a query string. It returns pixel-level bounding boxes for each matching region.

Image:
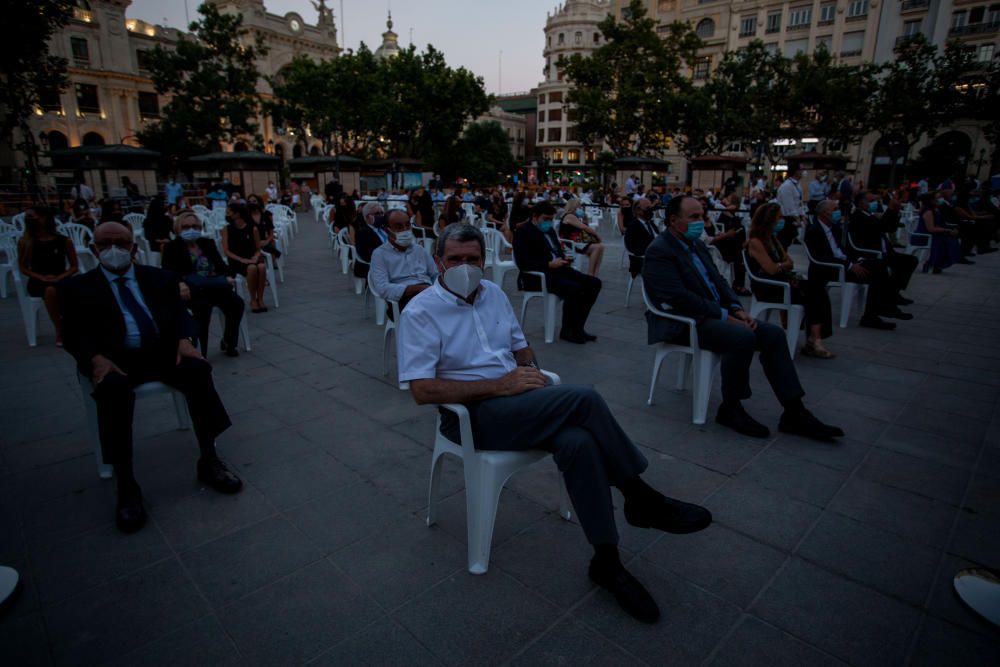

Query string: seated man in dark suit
[353,201,388,281]
[513,201,602,344]
[642,195,841,441]
[624,198,660,278]
[59,222,241,534]
[848,192,918,306]
[809,200,907,331]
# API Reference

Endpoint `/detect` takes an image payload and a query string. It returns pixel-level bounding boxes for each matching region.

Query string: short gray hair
[362,201,382,219]
[436,223,485,258]
[817,199,837,218]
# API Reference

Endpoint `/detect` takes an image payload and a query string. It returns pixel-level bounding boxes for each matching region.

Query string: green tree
[0,0,72,201]
[560,0,701,157]
[138,3,267,166]
[450,121,514,185]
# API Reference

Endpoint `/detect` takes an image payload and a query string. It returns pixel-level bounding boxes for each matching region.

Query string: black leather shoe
[895,295,914,306]
[582,331,598,342]
[559,329,587,344]
[779,408,844,441]
[197,457,243,494]
[116,484,147,534]
[859,316,896,330]
[589,558,660,624]
[220,340,240,357]
[624,496,712,534]
[715,402,770,439]
[882,309,913,321]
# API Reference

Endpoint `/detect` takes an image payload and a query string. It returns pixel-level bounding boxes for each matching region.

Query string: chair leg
[84,392,113,479]
[839,285,853,328]
[426,447,447,527]
[647,348,670,406]
[267,265,280,308]
[375,296,386,326]
[24,303,39,347]
[172,391,191,430]
[519,294,530,326]
[785,306,804,358]
[543,295,558,344]
[465,461,504,575]
[382,325,394,376]
[676,353,692,391]
[555,468,572,520]
[625,275,634,307]
[691,352,714,425]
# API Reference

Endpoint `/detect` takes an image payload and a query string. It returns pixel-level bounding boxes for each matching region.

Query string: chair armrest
[540,370,561,386]
[523,270,547,293]
[747,272,792,304]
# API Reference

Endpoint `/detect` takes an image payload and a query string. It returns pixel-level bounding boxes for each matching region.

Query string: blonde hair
[173,209,202,236]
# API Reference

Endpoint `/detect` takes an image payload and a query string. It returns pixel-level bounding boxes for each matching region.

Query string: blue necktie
[114,277,159,347]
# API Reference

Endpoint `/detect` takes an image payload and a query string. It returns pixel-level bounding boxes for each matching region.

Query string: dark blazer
[354,224,383,278]
[513,221,563,290]
[59,265,190,376]
[625,217,659,275]
[161,237,227,279]
[804,221,851,285]
[849,209,902,257]
[642,231,742,344]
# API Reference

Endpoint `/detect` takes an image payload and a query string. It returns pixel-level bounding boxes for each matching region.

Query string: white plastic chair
[0,232,16,298]
[625,254,642,307]
[642,287,720,425]
[337,227,353,274]
[517,270,563,344]
[382,299,401,376]
[2,237,45,346]
[425,369,572,574]
[486,228,516,288]
[802,241,868,329]
[60,222,98,272]
[77,372,191,479]
[742,252,805,358]
[902,210,931,265]
[123,213,146,230]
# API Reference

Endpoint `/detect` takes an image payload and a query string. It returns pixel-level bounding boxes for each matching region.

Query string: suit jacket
[59,265,190,376]
[354,224,383,278]
[513,221,565,291]
[805,222,851,283]
[850,210,900,257]
[642,231,742,344]
[161,237,227,279]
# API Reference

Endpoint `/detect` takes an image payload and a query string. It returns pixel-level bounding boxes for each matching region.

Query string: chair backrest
[0,222,20,239]
[11,213,26,233]
[60,222,94,248]
[191,204,209,216]
[123,213,146,229]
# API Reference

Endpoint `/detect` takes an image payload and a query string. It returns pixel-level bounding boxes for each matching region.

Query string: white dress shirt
[821,223,849,262]
[369,241,438,302]
[776,178,804,217]
[101,265,157,349]
[397,279,528,383]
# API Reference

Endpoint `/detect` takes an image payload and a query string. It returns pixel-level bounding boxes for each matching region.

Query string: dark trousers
[546,268,602,333]
[464,385,648,546]
[189,286,244,354]
[777,217,799,248]
[848,258,895,318]
[695,319,805,405]
[886,251,918,293]
[92,355,232,472]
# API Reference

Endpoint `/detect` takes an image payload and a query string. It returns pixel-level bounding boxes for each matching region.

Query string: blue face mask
[774,220,785,233]
[575,208,584,218]
[683,220,705,241]
[868,201,879,213]
[539,219,554,232]
[831,210,842,224]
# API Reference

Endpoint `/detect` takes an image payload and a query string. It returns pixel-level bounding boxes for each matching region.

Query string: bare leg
[246,264,261,309]
[43,285,62,344]
[256,261,267,304]
[587,243,604,277]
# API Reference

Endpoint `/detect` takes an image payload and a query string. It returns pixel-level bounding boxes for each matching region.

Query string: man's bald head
[94,221,133,245]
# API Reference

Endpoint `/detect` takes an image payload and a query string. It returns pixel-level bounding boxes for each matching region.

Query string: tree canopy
[448,121,515,185]
[138,3,268,164]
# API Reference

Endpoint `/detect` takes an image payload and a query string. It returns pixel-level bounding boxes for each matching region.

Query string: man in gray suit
[642,195,842,441]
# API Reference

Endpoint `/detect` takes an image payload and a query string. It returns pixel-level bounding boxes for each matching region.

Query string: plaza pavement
[1,211,998,666]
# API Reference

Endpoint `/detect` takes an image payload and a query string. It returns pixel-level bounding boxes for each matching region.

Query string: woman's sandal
[802,342,835,359]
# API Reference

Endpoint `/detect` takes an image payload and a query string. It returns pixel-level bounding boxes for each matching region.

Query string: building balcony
[949,21,1000,37]
[900,0,930,12]
[840,49,863,57]
[895,33,923,45]
[788,23,811,31]
[845,14,869,23]
[73,7,93,23]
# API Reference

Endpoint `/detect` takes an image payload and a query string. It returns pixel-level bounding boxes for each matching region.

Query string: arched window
[309,145,320,156]
[82,131,105,146]
[233,141,249,152]
[696,18,715,39]
[575,32,582,45]
[46,130,69,150]
[292,143,303,158]
[558,33,564,45]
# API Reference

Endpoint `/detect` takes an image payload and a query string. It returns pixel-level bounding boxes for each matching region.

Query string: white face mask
[393,230,414,247]
[99,246,132,272]
[442,263,483,299]
[179,229,202,242]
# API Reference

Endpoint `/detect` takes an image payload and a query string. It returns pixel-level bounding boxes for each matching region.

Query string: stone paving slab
[1,212,999,665]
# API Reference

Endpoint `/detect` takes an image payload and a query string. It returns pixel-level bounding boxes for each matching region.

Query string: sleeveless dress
[26,237,69,297]
[225,223,257,277]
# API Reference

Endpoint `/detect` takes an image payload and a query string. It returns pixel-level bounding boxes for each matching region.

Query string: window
[538,110,546,122]
[575,31,582,45]
[75,83,99,113]
[586,149,596,162]
[979,44,995,62]
[136,49,152,74]
[138,91,159,119]
[693,57,711,80]
[740,16,757,37]
[547,36,551,47]
[951,10,967,28]
[538,129,544,143]
[784,38,808,57]
[567,149,580,163]
[903,19,921,36]
[765,42,779,55]
[696,18,715,39]
[39,87,62,112]
[549,90,563,103]
[990,6,1000,24]
[549,108,563,122]
[815,35,833,51]
[969,6,985,23]
[789,7,812,27]
[847,0,868,18]
[566,126,579,142]
[593,32,600,43]
[552,149,564,162]
[766,11,782,33]
[819,3,836,24]
[538,94,545,105]
[548,127,562,142]
[70,36,89,66]
[840,31,864,56]
[558,33,564,45]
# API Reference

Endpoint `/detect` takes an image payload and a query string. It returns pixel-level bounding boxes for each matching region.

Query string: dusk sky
[128,0,562,95]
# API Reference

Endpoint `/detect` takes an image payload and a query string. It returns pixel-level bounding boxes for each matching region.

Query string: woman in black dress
[162,210,244,356]
[17,206,78,346]
[142,195,173,252]
[745,203,834,359]
[221,203,267,312]
[248,201,281,266]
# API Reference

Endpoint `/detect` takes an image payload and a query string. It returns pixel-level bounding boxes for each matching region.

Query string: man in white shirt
[776,167,806,247]
[807,171,829,213]
[71,177,95,203]
[265,182,278,203]
[369,210,438,311]
[398,223,712,624]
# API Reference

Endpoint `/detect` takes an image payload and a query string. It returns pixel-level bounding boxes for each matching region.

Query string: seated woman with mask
[557,197,604,277]
[161,210,245,357]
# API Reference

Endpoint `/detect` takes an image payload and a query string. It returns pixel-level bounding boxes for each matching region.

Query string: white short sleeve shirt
[397,279,528,383]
